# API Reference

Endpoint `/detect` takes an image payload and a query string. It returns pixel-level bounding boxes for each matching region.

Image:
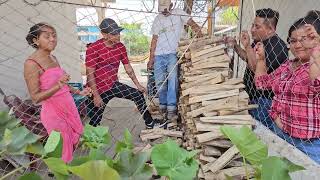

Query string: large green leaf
[151,139,199,180]
[18,172,42,180]
[113,150,152,180]
[0,112,21,140]
[69,149,110,167]
[6,126,39,154]
[68,160,120,180]
[220,125,268,165]
[81,124,111,149]
[282,157,305,172]
[261,156,305,180]
[44,157,70,180]
[44,131,61,154]
[115,129,134,153]
[25,142,46,155]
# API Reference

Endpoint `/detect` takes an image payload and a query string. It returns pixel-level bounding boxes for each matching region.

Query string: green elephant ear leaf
[113,150,152,180]
[220,125,268,165]
[18,172,42,180]
[151,139,199,180]
[68,160,120,180]
[261,156,305,180]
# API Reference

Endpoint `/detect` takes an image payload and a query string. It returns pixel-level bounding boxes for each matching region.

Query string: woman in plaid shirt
[254,11,320,164]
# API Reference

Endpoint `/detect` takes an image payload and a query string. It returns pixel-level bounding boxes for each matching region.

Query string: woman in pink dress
[24,23,90,163]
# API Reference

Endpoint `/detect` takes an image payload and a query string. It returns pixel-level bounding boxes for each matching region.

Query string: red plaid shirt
[255,60,320,139]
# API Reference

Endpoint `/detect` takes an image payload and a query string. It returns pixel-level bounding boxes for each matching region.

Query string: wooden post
[207,3,212,36]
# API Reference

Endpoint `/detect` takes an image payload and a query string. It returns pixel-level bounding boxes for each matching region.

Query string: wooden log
[203,145,239,173]
[178,37,223,52]
[199,153,217,163]
[181,73,226,90]
[182,84,245,97]
[202,139,233,148]
[192,54,230,64]
[189,96,240,117]
[199,115,255,125]
[195,123,245,132]
[203,146,221,157]
[222,78,243,85]
[191,44,225,58]
[191,61,230,72]
[216,166,255,180]
[183,71,220,82]
[203,112,218,117]
[140,129,183,141]
[196,131,224,143]
[200,115,253,121]
[189,89,239,104]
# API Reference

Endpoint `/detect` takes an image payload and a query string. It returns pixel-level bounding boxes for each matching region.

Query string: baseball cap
[158,0,171,12]
[99,18,123,35]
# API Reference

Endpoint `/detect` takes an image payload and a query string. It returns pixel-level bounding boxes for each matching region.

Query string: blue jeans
[154,53,178,111]
[249,98,275,130]
[273,125,320,164]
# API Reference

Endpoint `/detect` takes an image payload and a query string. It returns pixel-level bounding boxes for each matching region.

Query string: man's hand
[136,84,147,93]
[147,57,154,70]
[93,94,104,107]
[254,42,266,61]
[240,31,251,49]
[224,36,237,48]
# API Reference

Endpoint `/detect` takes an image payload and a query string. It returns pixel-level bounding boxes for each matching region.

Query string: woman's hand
[302,24,320,49]
[254,42,266,62]
[57,74,70,87]
[79,87,92,97]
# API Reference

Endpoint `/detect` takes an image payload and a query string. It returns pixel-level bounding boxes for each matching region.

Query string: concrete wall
[234,0,320,77]
[0,0,81,106]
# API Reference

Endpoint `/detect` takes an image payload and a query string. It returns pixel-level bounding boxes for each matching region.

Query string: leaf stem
[243,157,249,180]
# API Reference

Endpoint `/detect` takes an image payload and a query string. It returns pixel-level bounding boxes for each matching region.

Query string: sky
[76,0,209,35]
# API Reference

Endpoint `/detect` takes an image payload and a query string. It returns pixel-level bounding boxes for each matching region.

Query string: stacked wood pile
[178,36,257,180]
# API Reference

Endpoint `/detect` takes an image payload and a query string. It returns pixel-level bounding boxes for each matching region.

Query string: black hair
[287,10,320,43]
[86,43,92,48]
[256,8,280,29]
[26,23,56,49]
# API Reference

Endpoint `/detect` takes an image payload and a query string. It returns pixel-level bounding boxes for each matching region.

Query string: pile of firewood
[178,36,257,179]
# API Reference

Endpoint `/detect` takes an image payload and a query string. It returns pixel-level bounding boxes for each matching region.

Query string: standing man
[148,0,202,121]
[225,8,288,129]
[86,18,166,129]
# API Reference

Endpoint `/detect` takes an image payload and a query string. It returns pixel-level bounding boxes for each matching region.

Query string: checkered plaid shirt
[255,60,320,139]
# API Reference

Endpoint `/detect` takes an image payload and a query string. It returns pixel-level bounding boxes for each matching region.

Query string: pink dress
[29,59,83,163]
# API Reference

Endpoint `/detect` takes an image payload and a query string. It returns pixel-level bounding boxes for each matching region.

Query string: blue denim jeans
[154,53,178,111]
[249,98,275,130]
[273,125,320,164]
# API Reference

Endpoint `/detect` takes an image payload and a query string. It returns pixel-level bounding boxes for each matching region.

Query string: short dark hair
[256,8,280,29]
[26,23,56,49]
[287,10,320,43]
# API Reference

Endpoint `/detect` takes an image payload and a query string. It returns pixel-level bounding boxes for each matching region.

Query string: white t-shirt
[151,8,190,55]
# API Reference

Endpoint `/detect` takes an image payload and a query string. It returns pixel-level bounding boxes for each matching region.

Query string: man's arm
[124,63,146,92]
[86,67,98,96]
[233,43,248,60]
[225,37,248,62]
[239,31,256,71]
[186,18,203,37]
[147,35,158,70]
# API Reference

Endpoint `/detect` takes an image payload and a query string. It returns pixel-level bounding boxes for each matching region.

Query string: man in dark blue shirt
[226,8,288,129]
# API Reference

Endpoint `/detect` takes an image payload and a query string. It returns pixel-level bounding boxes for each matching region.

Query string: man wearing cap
[86,18,166,129]
[148,0,202,121]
